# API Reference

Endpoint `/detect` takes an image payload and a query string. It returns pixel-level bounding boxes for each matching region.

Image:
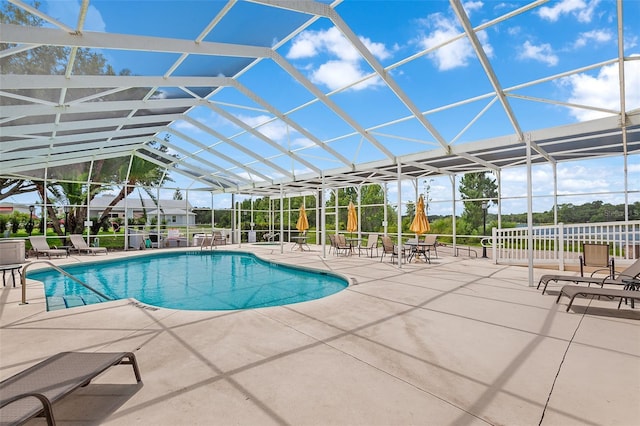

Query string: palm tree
[94,150,173,231]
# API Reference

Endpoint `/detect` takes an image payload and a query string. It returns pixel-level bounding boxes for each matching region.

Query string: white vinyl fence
[492,221,640,270]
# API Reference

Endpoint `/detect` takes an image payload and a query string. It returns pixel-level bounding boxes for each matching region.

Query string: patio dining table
[291,235,310,251]
[345,238,361,254]
[404,240,431,264]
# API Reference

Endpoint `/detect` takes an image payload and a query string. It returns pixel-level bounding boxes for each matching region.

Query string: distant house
[89,196,196,226]
[0,204,38,216]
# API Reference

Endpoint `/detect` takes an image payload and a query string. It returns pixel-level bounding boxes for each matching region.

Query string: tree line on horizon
[428,201,640,225]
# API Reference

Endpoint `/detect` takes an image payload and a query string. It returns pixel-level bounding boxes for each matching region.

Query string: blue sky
[6,0,640,215]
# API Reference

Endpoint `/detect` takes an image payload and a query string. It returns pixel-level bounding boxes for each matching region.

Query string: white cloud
[286,27,391,91]
[557,165,609,194]
[45,0,106,31]
[507,26,521,36]
[560,58,640,121]
[537,0,600,23]
[625,34,639,50]
[290,137,316,150]
[172,120,202,134]
[573,29,612,48]
[311,60,380,91]
[239,114,291,142]
[417,11,493,71]
[463,1,484,15]
[518,40,558,66]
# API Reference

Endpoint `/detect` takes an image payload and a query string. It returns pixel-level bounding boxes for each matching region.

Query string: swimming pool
[27,251,348,311]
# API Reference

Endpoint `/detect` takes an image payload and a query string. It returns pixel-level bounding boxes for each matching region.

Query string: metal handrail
[20,261,112,305]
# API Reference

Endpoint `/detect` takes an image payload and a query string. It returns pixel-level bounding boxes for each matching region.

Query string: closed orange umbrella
[296,205,309,232]
[346,201,357,233]
[410,195,431,235]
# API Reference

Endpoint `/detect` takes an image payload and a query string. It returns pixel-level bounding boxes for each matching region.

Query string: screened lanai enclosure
[1,1,639,273]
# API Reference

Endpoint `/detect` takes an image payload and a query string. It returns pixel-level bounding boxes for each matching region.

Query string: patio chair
[28,236,67,259]
[538,258,640,294]
[422,234,438,258]
[334,234,352,256]
[212,231,227,246]
[69,234,108,255]
[328,234,336,254]
[403,238,418,260]
[358,233,379,257]
[380,235,399,263]
[0,351,141,426]
[579,242,614,277]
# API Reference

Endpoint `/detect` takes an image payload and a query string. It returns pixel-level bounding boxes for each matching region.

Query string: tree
[0,179,39,202]
[92,147,173,233]
[459,172,498,233]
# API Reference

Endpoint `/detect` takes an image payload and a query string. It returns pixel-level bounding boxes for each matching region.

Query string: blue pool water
[27,251,348,311]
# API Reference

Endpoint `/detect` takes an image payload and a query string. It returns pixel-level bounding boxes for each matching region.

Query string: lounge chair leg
[555,291,564,304]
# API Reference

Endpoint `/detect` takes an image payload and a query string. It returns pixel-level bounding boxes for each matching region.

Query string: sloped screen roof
[1,0,639,195]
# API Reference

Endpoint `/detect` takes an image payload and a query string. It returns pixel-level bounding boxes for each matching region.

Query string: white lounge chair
[28,236,67,259]
[69,234,108,255]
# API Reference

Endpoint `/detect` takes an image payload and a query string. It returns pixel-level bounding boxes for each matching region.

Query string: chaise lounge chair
[28,236,67,259]
[538,257,640,294]
[556,284,640,311]
[0,351,142,426]
[69,234,108,255]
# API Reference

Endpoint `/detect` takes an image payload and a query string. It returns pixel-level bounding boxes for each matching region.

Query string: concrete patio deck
[1,244,638,425]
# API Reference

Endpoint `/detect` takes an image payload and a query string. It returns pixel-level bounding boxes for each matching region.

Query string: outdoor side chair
[422,234,438,258]
[380,235,399,263]
[358,233,379,257]
[579,242,614,277]
[334,234,352,256]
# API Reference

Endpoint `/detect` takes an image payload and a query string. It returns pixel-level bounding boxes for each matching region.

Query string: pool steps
[46,294,103,311]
